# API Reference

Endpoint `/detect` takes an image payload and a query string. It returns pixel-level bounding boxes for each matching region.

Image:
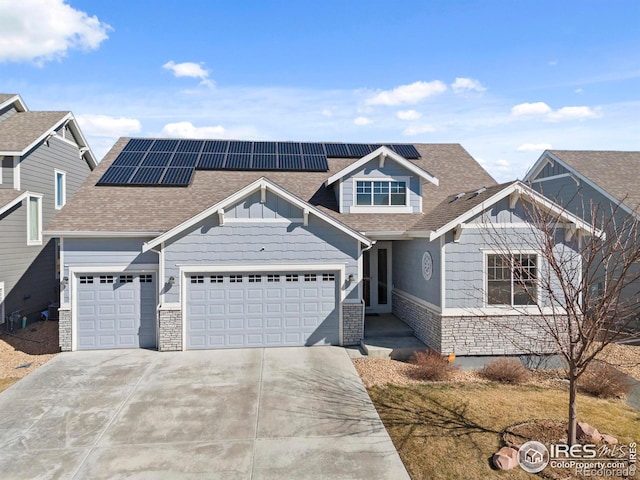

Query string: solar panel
[279,154,303,170]
[170,152,199,167]
[226,153,252,169]
[278,142,301,155]
[390,144,420,159]
[97,166,136,185]
[122,138,154,152]
[129,167,165,185]
[253,154,277,170]
[303,155,329,171]
[301,142,324,155]
[112,151,145,167]
[176,139,204,153]
[228,141,252,154]
[324,143,349,157]
[346,143,372,157]
[253,141,277,154]
[141,152,173,167]
[202,140,228,153]
[198,153,226,169]
[149,139,179,153]
[161,167,193,186]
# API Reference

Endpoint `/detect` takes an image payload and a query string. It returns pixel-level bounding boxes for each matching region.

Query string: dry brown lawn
[0,321,59,384]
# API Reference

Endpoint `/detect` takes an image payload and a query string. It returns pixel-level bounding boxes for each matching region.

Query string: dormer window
[356,180,407,206]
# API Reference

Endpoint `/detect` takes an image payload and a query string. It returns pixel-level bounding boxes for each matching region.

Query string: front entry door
[363,242,392,313]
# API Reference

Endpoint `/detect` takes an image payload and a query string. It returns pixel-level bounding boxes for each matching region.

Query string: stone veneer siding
[59,307,72,352]
[393,291,559,356]
[392,292,441,351]
[342,303,364,345]
[159,308,182,351]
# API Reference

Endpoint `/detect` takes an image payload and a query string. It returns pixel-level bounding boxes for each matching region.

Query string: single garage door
[187,271,339,349]
[77,273,157,350]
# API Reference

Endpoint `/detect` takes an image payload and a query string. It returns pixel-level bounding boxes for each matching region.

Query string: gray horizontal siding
[62,237,158,305]
[0,105,17,123]
[341,160,421,213]
[0,156,14,189]
[163,214,359,303]
[392,238,441,307]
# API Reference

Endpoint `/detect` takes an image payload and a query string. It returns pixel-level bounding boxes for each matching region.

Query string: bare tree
[480,192,640,445]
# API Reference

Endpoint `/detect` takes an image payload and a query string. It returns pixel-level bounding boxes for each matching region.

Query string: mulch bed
[0,321,59,379]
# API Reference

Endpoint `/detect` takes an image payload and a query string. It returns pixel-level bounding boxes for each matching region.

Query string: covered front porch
[360,313,427,360]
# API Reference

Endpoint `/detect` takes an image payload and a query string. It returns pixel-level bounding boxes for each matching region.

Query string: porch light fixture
[168,276,175,286]
[60,276,68,288]
[348,274,355,282]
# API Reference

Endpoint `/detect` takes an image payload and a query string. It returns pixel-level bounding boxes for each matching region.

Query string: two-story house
[0,94,96,327]
[47,138,597,354]
[524,150,640,330]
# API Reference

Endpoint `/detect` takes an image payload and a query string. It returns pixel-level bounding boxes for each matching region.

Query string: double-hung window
[55,170,66,209]
[356,180,407,206]
[27,195,42,245]
[486,253,537,306]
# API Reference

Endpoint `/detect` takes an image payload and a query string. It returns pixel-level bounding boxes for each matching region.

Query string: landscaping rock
[601,434,618,445]
[492,447,519,470]
[577,422,602,443]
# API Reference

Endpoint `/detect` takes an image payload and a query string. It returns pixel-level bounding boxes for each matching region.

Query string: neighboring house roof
[47,138,497,235]
[0,190,27,216]
[423,180,603,241]
[0,94,97,168]
[525,150,640,214]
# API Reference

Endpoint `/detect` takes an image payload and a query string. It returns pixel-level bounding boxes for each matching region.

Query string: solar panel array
[97,139,421,187]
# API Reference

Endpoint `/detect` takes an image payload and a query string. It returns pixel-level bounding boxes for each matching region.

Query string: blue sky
[1,0,638,181]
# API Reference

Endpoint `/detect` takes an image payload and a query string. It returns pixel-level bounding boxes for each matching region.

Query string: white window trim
[26,194,43,246]
[350,176,412,213]
[0,281,4,324]
[0,157,3,185]
[54,169,66,209]
[483,249,540,308]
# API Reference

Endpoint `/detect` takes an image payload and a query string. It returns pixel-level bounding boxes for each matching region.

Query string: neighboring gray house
[0,94,96,326]
[524,150,640,328]
[47,139,595,354]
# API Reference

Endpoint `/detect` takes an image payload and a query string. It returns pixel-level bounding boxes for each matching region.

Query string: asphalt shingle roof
[48,138,497,235]
[0,111,69,153]
[0,93,18,105]
[0,190,25,211]
[549,150,640,212]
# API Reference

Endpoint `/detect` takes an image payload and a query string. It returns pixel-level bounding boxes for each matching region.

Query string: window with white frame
[27,195,42,245]
[486,253,537,306]
[55,170,66,209]
[355,180,407,206]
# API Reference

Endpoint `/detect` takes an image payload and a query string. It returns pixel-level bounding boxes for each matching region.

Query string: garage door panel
[187,270,339,349]
[77,273,157,350]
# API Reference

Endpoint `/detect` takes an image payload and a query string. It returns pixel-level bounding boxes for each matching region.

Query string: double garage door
[186,271,340,349]
[77,273,157,350]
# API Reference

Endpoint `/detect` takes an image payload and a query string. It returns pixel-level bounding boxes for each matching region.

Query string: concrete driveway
[0,347,409,479]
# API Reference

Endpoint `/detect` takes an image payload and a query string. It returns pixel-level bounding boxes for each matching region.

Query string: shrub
[480,358,530,384]
[579,362,633,398]
[409,350,458,381]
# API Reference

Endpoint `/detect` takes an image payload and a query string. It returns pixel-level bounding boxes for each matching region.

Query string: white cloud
[365,80,447,106]
[162,61,215,88]
[0,0,111,64]
[548,60,558,66]
[575,88,584,94]
[511,102,553,116]
[160,121,226,138]
[402,124,437,136]
[321,109,333,117]
[547,106,601,122]
[451,77,487,94]
[517,143,553,152]
[396,110,422,121]
[353,116,373,126]
[76,114,141,137]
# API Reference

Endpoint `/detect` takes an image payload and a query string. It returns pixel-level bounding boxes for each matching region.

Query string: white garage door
[186,271,339,349]
[77,273,157,350]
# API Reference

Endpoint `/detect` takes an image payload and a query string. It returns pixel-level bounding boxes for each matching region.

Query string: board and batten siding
[61,237,158,305]
[163,214,360,304]
[225,190,303,220]
[340,160,421,213]
[0,137,92,321]
[392,238,441,308]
